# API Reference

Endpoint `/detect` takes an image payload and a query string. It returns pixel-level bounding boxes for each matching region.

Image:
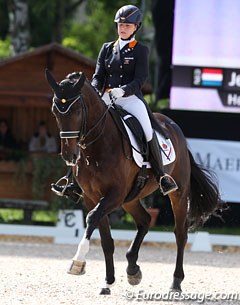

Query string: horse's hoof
[127,269,142,285]
[99,288,111,295]
[170,277,182,292]
[67,260,86,275]
[170,287,182,293]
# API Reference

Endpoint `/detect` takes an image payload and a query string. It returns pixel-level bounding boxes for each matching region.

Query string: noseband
[53,92,111,149]
[60,131,81,139]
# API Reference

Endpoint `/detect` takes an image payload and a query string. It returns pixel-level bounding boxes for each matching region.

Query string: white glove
[110,87,125,101]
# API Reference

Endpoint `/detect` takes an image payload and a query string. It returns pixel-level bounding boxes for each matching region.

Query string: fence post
[191,231,212,252]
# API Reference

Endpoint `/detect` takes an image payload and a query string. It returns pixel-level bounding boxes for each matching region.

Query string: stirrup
[51,176,69,196]
[159,174,178,196]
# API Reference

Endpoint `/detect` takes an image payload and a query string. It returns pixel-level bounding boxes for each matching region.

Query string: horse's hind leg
[169,191,188,292]
[123,200,151,285]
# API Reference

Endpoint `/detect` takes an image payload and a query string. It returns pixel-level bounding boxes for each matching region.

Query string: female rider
[51,5,177,200]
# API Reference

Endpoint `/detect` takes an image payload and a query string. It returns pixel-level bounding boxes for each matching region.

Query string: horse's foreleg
[68,193,120,294]
[69,200,106,266]
[98,216,115,295]
[67,197,97,276]
[123,200,151,285]
[169,193,188,292]
[68,230,89,276]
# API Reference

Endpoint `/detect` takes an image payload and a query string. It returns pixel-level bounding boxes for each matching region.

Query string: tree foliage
[0,38,11,58]
[0,0,85,57]
[28,0,86,46]
[63,1,116,59]
[63,0,143,59]
[0,0,145,59]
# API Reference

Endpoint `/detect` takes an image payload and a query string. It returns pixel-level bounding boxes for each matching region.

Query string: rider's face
[118,23,137,39]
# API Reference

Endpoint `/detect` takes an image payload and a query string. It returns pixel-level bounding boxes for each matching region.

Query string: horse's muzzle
[61,147,81,166]
[65,160,77,166]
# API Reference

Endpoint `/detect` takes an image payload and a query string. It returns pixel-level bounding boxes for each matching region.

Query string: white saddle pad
[122,119,176,168]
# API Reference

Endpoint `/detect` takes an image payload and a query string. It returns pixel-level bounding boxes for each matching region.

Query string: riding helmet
[114,5,143,29]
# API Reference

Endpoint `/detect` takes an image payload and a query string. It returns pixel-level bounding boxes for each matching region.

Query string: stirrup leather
[51,176,70,196]
[159,174,178,196]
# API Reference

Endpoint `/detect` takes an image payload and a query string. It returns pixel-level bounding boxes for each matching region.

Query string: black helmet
[114,5,142,28]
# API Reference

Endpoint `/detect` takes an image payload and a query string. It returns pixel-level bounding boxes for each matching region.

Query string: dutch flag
[201,68,223,87]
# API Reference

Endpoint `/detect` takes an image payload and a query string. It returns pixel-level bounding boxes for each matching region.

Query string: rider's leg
[148,131,178,195]
[116,95,178,195]
[51,169,82,203]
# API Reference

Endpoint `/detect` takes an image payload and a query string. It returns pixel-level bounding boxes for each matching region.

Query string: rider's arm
[91,43,109,92]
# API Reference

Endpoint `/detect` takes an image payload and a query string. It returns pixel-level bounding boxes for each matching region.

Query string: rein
[78,103,111,149]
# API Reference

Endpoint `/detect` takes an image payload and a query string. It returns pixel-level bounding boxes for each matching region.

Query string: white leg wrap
[72,237,90,261]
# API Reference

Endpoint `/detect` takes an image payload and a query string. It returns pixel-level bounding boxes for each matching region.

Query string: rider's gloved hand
[109,88,125,101]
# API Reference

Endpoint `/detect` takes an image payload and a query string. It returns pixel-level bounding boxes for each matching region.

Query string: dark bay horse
[45,70,221,295]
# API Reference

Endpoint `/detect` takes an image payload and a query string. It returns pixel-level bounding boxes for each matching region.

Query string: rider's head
[114,5,143,40]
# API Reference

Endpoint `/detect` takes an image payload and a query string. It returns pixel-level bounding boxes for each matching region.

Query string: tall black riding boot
[148,132,178,195]
[51,170,82,203]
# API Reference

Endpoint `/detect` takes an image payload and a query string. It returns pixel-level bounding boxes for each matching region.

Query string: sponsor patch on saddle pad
[123,121,176,168]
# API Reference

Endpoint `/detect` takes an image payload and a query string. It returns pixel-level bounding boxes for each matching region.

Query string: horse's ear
[45,69,59,92]
[73,72,86,91]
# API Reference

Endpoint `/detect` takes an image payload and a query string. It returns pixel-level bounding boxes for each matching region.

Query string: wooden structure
[0,43,95,201]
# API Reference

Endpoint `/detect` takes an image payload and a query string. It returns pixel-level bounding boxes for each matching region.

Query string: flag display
[201,68,223,87]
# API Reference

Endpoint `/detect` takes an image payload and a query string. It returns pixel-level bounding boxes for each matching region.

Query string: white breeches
[102,92,153,142]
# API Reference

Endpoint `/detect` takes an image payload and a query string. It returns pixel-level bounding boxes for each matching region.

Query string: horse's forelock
[56,78,79,98]
[52,72,86,113]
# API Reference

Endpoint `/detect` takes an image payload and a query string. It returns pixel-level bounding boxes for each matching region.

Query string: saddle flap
[109,105,176,167]
[109,105,149,160]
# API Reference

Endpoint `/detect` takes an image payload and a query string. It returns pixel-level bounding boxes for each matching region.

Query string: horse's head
[45,69,86,166]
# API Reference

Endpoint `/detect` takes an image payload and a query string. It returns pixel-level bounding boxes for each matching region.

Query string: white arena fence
[0,210,240,252]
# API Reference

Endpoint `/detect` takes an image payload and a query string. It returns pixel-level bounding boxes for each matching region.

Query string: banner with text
[187,138,240,203]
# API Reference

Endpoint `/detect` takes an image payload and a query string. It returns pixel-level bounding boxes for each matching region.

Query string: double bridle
[53,92,111,150]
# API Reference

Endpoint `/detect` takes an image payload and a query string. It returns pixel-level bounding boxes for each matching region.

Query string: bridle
[53,92,111,150]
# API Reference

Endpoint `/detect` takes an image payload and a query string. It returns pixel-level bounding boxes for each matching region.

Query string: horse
[45,69,221,295]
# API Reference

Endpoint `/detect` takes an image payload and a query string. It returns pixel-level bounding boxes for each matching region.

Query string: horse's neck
[82,83,107,127]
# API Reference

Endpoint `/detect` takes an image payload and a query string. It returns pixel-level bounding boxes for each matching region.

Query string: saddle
[109,104,175,201]
[109,105,150,202]
[109,105,149,161]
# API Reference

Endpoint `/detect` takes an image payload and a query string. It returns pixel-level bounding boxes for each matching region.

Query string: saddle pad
[122,119,176,168]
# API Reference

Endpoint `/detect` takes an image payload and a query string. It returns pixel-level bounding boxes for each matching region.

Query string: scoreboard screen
[170,0,240,113]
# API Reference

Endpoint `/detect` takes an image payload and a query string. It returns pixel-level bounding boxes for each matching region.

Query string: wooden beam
[0,94,52,107]
[0,90,51,98]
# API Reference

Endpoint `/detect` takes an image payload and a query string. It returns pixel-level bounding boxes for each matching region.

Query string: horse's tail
[188,149,222,229]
